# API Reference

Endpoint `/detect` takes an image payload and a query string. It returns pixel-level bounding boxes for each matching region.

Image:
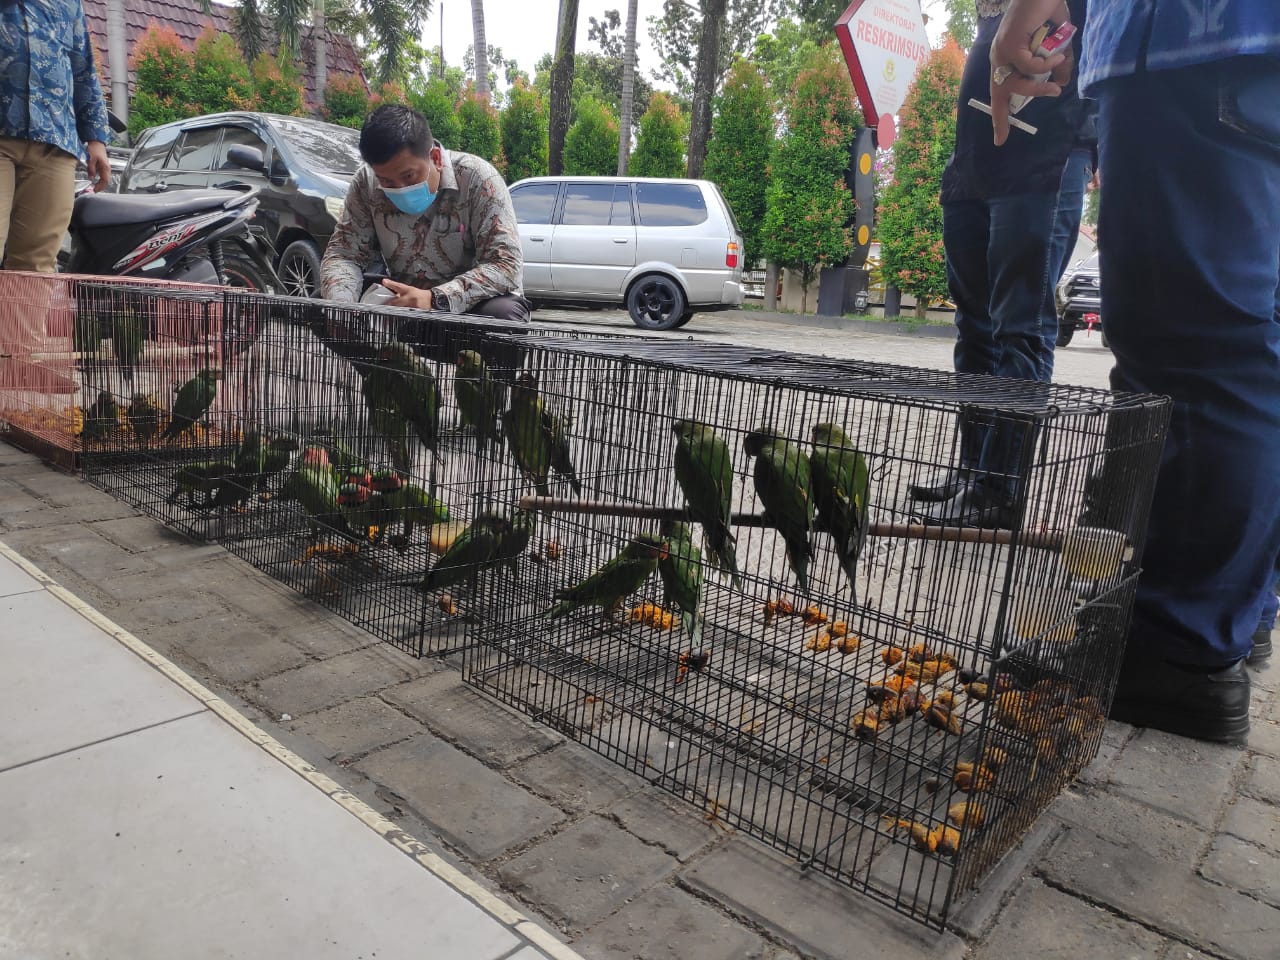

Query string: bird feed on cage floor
[460,334,1169,927]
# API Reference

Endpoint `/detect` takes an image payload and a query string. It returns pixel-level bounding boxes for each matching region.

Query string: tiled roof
[81,0,368,113]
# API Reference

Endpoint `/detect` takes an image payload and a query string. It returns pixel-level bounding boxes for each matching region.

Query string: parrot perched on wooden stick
[547,533,667,620]
[809,422,871,601]
[503,371,581,497]
[110,309,146,381]
[743,425,814,596]
[671,419,740,587]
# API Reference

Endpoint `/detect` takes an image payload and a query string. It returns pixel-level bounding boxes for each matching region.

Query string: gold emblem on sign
[883,60,896,82]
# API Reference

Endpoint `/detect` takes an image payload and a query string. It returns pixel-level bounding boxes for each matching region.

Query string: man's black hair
[359,104,434,165]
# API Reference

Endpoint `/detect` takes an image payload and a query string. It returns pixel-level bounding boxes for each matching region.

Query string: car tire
[627,274,687,331]
[278,239,323,299]
[672,310,695,329]
[1055,324,1074,348]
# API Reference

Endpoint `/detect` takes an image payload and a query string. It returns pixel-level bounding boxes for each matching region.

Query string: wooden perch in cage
[516,495,1134,575]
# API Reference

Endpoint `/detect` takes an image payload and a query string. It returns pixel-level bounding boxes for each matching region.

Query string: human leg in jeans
[914,189,1061,526]
[1100,57,1280,743]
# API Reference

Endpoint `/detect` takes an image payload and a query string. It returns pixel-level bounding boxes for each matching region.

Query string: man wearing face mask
[321,103,529,321]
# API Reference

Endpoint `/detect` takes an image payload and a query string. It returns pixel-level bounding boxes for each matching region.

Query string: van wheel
[672,310,695,329]
[627,274,687,331]
[279,240,323,299]
[1056,324,1074,348]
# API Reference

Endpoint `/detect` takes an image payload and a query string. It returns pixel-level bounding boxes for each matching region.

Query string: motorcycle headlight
[324,196,345,220]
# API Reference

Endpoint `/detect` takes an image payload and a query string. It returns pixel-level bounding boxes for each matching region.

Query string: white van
[508,176,745,330]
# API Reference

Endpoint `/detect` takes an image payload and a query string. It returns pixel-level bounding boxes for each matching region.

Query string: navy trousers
[1098,56,1280,667]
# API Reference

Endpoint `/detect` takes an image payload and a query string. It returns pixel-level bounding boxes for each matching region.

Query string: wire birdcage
[459,335,1170,927]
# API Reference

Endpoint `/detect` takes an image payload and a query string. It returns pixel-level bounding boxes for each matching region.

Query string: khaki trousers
[0,136,77,273]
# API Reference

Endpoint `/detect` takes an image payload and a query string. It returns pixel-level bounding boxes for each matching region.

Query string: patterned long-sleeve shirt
[0,0,111,160]
[321,147,524,312]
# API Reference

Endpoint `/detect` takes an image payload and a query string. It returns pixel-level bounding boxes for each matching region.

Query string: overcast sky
[422,0,950,92]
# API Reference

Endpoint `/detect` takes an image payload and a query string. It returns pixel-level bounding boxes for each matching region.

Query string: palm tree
[548,0,578,175]
[471,0,489,97]
[616,0,637,174]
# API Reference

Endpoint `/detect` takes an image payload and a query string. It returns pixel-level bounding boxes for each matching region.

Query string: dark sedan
[118,112,362,297]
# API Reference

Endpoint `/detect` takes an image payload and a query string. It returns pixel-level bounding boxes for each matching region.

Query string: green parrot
[503,372,581,497]
[491,508,536,578]
[547,533,667,620]
[743,425,814,596]
[168,460,235,507]
[337,481,393,542]
[658,519,703,644]
[280,445,344,541]
[81,391,120,443]
[454,350,504,455]
[809,422,871,600]
[374,342,442,459]
[110,309,146,381]
[72,312,100,359]
[309,426,364,475]
[213,429,266,509]
[382,476,451,550]
[161,367,221,442]
[259,435,301,493]
[422,512,510,592]
[671,419,740,586]
[125,393,161,447]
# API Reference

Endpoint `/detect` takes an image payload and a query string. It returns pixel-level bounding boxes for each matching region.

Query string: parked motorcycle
[65,145,280,291]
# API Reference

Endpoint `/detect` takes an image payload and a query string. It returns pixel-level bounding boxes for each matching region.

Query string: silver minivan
[508,176,745,330]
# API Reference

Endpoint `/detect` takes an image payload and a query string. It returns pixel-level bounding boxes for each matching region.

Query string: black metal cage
[459,335,1170,927]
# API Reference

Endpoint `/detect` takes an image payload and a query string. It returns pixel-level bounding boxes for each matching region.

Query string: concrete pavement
[1,313,1276,960]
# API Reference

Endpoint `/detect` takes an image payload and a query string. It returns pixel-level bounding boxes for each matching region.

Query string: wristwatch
[992,64,1014,85]
[433,290,451,313]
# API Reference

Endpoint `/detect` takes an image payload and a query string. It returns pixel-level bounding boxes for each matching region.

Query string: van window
[561,182,618,226]
[173,128,222,172]
[512,182,560,224]
[129,126,181,171]
[608,184,633,226]
[635,182,708,226]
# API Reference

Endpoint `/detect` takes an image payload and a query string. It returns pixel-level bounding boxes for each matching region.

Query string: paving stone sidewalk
[1,436,1276,960]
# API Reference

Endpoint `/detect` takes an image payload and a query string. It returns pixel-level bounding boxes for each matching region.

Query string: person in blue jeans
[992,1,1280,744]
[910,0,1089,528]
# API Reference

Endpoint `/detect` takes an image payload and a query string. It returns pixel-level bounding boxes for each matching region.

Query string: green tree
[630,91,686,177]
[704,58,772,267]
[563,96,620,176]
[190,29,255,113]
[877,40,965,318]
[407,78,463,147]
[752,17,819,98]
[533,52,654,128]
[128,25,196,138]
[324,73,370,128]
[501,80,549,181]
[645,0,782,100]
[941,0,978,50]
[457,87,503,163]
[760,45,858,314]
[251,52,305,115]
[1084,182,1099,228]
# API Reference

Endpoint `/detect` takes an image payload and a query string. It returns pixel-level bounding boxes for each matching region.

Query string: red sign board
[835,0,931,144]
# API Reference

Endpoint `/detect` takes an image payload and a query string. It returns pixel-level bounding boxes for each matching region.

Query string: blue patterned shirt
[1081,0,1280,95]
[0,0,111,160]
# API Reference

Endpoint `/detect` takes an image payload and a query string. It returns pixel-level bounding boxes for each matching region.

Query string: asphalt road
[530,307,1116,392]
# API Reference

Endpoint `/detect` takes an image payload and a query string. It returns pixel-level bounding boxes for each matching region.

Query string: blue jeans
[942,186,1063,485]
[1049,148,1093,287]
[1099,56,1280,667]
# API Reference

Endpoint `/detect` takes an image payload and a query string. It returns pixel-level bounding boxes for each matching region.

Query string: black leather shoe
[1109,656,1250,744]
[1248,624,1272,665]
[907,468,968,502]
[911,482,1017,530]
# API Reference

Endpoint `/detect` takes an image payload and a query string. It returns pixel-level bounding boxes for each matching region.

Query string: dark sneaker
[910,482,1017,530]
[1248,624,1273,665]
[1109,656,1250,745]
[907,468,968,503]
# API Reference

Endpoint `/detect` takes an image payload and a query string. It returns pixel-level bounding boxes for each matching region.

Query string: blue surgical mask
[382,179,437,216]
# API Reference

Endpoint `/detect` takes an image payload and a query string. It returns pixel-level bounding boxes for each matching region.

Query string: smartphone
[1009,20,1076,115]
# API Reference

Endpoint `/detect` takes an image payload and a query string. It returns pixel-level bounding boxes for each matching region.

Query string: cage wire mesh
[461,335,1170,927]
[71,283,624,655]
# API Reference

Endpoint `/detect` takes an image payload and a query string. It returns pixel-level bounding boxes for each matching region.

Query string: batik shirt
[1081,0,1280,95]
[0,0,111,160]
[321,147,524,312]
